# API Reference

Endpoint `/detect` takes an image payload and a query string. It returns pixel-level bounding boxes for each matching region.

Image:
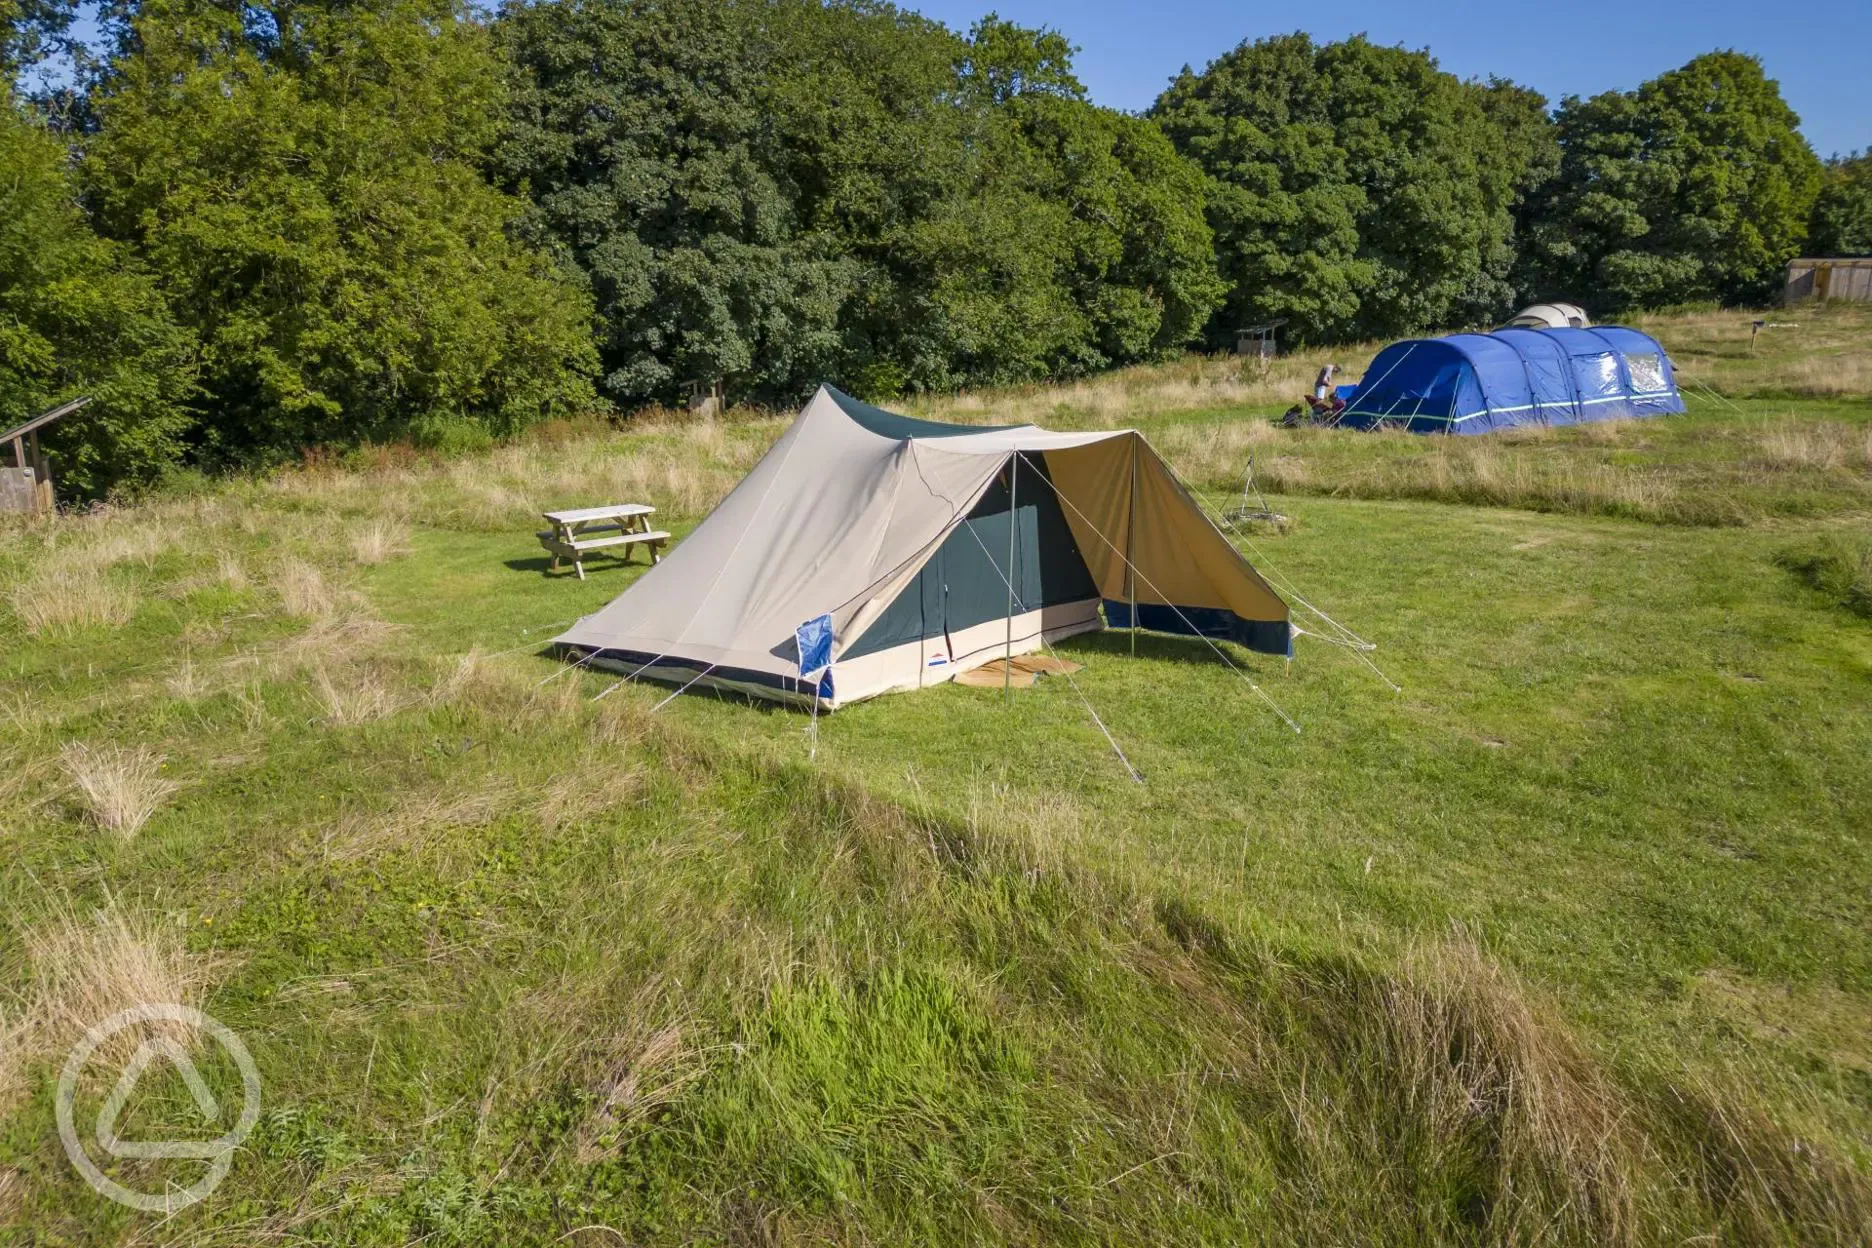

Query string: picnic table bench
[537,504,669,580]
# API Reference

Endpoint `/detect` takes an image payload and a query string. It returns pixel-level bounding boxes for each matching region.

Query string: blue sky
[911,0,1869,159]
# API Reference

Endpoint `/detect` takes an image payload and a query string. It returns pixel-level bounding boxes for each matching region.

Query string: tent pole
[1128,435,1138,655]
[1004,452,1016,704]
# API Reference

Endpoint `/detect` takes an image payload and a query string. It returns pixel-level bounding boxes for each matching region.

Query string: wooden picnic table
[537,504,670,580]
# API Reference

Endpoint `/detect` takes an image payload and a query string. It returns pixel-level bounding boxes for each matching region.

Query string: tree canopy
[1808,153,1872,257]
[1150,34,1546,346]
[82,0,601,466]
[1518,52,1822,310]
[0,4,1849,496]
[0,88,193,495]
[498,1,1223,407]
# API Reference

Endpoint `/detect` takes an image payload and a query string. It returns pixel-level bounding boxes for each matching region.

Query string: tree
[1474,77,1564,305]
[83,0,599,464]
[1521,52,1822,310]
[0,0,75,77]
[497,0,861,408]
[1808,153,1872,257]
[982,88,1224,374]
[866,16,1221,390]
[499,1,1221,404]
[0,90,193,496]
[1151,34,1537,345]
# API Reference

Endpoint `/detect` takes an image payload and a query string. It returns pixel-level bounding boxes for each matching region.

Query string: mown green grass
[1777,534,1872,619]
[1,309,1869,1244]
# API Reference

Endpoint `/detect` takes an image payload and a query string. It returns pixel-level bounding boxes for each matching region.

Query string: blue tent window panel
[1340,326,1685,435]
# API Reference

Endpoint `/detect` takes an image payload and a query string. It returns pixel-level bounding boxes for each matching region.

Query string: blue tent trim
[1339,326,1686,434]
[568,646,834,700]
[1104,601,1292,657]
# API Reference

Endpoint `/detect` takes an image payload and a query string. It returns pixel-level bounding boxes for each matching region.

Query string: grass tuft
[217,550,249,590]
[310,662,406,727]
[1658,1074,1872,1245]
[0,1164,21,1225]
[274,557,336,617]
[59,743,178,840]
[349,517,411,565]
[572,1022,707,1164]
[1380,934,1635,1240]
[6,900,210,1095]
[5,567,137,637]
[166,658,207,702]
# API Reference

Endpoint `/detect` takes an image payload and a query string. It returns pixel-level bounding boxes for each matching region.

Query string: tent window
[1575,351,1622,397]
[1624,352,1665,391]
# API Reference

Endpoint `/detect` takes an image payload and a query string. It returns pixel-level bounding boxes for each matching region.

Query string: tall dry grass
[216,550,249,590]
[75,524,169,569]
[1637,304,1872,399]
[0,1163,21,1224]
[5,567,137,637]
[348,518,411,565]
[2,900,211,1109]
[273,558,336,617]
[904,350,1382,430]
[1156,424,1695,523]
[310,662,406,727]
[60,744,178,840]
[253,419,770,534]
[571,1021,707,1164]
[1752,419,1872,471]
[1377,936,1635,1240]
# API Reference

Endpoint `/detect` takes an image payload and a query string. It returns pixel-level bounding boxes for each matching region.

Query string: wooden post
[28,429,50,513]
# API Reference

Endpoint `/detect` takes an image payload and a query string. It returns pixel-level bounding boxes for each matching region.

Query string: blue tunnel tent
[1339,326,1686,434]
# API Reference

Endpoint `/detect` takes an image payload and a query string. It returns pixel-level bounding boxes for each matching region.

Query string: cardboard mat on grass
[951,654,1084,689]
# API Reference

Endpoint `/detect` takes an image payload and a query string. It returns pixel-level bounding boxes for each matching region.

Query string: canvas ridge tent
[1339,326,1686,434]
[1503,302,1590,330]
[554,386,1291,709]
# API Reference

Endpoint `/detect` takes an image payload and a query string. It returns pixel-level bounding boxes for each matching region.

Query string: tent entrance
[842,452,1100,664]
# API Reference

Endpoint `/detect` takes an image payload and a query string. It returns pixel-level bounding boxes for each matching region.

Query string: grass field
[1,305,1869,1244]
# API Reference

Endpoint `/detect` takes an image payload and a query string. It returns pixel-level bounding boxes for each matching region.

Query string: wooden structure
[1235,320,1286,360]
[537,503,669,580]
[1785,257,1872,303]
[686,379,724,419]
[1,397,90,515]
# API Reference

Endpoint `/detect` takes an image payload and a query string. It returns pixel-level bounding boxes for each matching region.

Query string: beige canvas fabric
[555,386,1287,707]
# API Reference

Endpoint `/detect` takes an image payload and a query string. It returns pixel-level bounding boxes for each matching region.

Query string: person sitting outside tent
[1307,390,1347,421]
[1313,363,1339,400]
[1281,389,1346,427]
[1279,364,1346,426]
